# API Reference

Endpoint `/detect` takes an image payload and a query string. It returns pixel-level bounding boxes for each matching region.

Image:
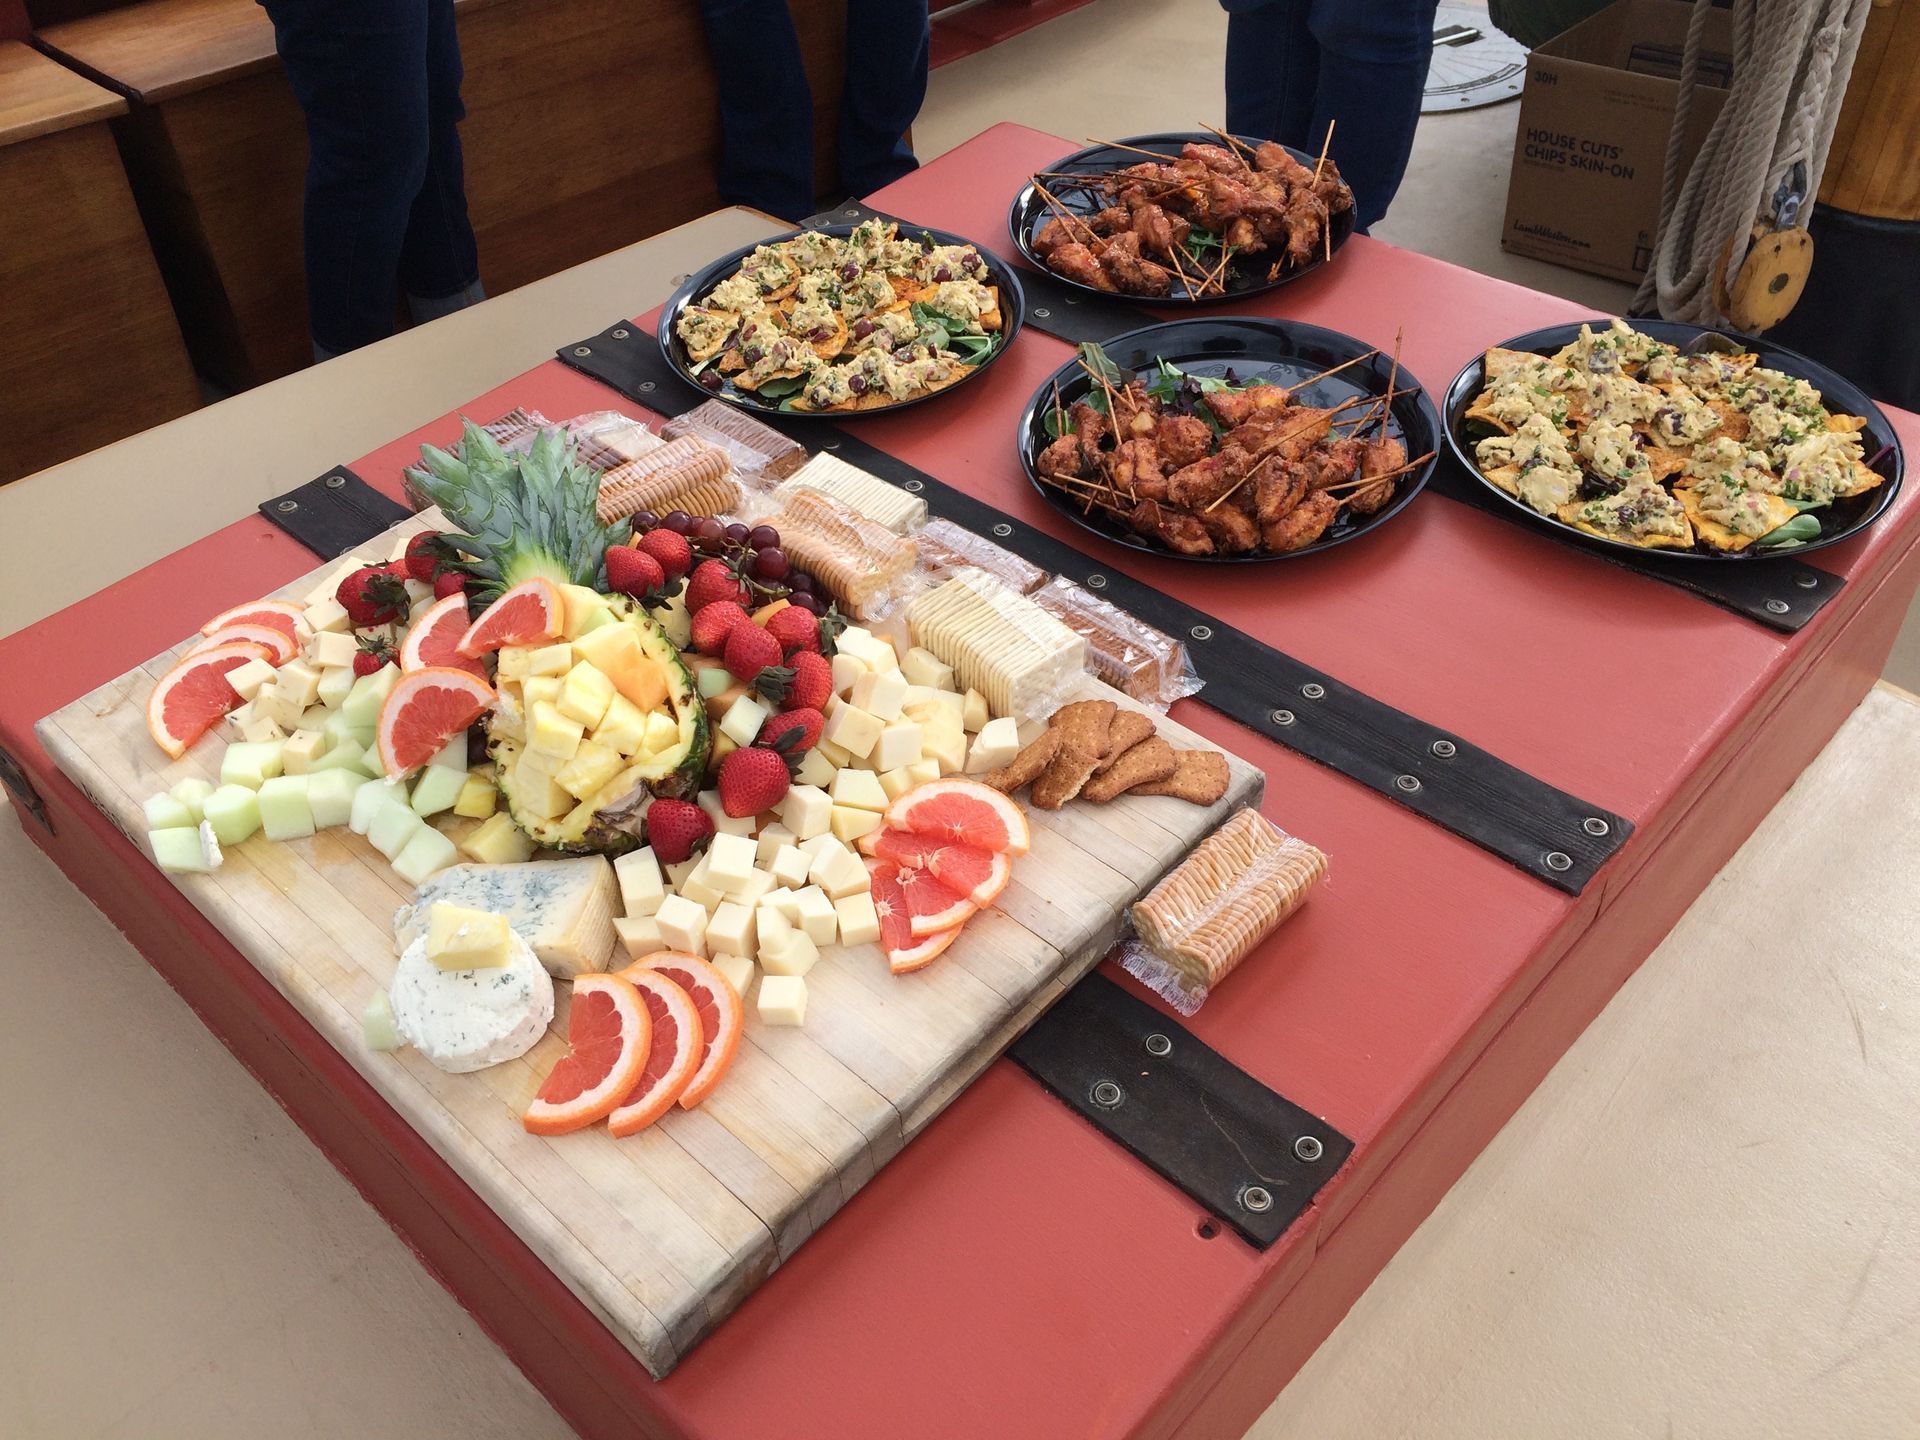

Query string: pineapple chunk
[462,812,536,864]
[593,694,649,756]
[557,661,616,730]
[555,738,623,800]
[522,676,562,708]
[558,584,608,639]
[528,701,585,760]
[527,642,573,677]
[453,774,497,819]
[516,768,575,820]
[641,708,681,755]
[496,645,536,680]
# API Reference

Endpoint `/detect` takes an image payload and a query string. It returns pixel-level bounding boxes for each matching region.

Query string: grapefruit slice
[896,863,976,936]
[523,973,651,1136]
[457,578,564,657]
[638,952,742,1108]
[200,599,303,640]
[146,640,272,758]
[185,622,298,666]
[607,966,705,1136]
[870,860,963,974]
[374,667,493,776]
[400,593,487,678]
[884,779,1030,858]
[869,829,1011,907]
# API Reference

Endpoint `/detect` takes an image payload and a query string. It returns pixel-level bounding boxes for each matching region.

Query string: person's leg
[1304,0,1441,230]
[1223,0,1316,148]
[696,0,816,220]
[837,0,928,197]
[399,0,482,324]
[261,0,432,358]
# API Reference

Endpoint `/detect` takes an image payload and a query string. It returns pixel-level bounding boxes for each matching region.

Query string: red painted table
[4,124,1917,1439]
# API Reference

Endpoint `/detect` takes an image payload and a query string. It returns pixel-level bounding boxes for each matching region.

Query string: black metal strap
[1425,462,1841,632]
[559,322,1631,892]
[1009,975,1351,1247]
[259,466,412,559]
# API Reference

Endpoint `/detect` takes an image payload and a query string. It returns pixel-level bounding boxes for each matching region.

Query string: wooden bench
[36,0,849,390]
[0,41,199,483]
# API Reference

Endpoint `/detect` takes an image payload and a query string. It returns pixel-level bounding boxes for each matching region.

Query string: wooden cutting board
[35,517,1263,1378]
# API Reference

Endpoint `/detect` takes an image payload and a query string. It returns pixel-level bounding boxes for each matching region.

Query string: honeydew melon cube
[257,775,317,841]
[710,952,756,1002]
[306,768,369,829]
[409,764,468,817]
[392,825,458,884]
[150,822,222,874]
[695,665,734,700]
[340,664,399,728]
[368,800,425,858]
[452,774,497,819]
[557,662,615,729]
[461,812,535,864]
[168,776,216,823]
[429,736,469,770]
[282,728,327,776]
[322,709,373,749]
[555,739,623,800]
[144,793,197,831]
[315,664,355,711]
[361,989,403,1051]
[220,739,286,789]
[309,741,369,776]
[573,604,617,637]
[718,694,770,749]
[350,779,399,834]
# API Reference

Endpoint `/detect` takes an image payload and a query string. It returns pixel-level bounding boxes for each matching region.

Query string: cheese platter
[36,410,1278,1377]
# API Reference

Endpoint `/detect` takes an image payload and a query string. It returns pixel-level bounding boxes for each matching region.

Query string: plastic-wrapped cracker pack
[914,517,1048,594]
[1029,577,1201,709]
[779,452,926,533]
[595,436,740,525]
[566,411,665,471]
[1121,809,1327,1015]
[765,489,918,618]
[907,568,1088,722]
[660,400,807,481]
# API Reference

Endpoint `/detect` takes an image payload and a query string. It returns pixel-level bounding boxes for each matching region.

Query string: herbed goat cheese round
[388,929,554,1073]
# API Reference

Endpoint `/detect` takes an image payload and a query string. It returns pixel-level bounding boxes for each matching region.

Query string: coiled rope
[1633,0,1873,326]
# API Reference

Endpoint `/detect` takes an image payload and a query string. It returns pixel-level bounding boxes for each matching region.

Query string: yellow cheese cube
[281,728,328,776]
[821,704,884,759]
[461,812,536,864]
[425,903,512,971]
[830,805,884,845]
[527,642,573,677]
[452,774,497,819]
[707,901,756,960]
[834,891,881,947]
[756,974,807,1025]
[758,926,820,979]
[310,630,358,670]
[225,657,278,701]
[303,596,351,634]
[528,701,586,760]
[829,768,890,812]
[614,915,666,961]
[614,847,665,917]
[710,952,756,1002]
[962,688,991,733]
[654,894,708,954]
[878,767,915,802]
[557,662,616,730]
[555,738,623,799]
[275,660,324,708]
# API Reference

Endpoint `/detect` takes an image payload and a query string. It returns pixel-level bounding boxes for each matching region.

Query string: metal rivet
[1430,739,1456,758]
[639,381,656,393]
[1144,1033,1171,1057]
[1189,624,1212,641]
[1270,708,1294,726]
[1034,307,1052,319]
[1242,1185,1273,1212]
[903,479,924,493]
[1294,1135,1324,1163]
[1765,598,1790,614]
[1394,774,1421,792]
[275,499,298,513]
[1794,573,1818,590]
[611,327,630,340]
[1064,295,1080,305]
[823,441,841,452]
[1301,682,1325,700]
[573,345,591,357]
[323,474,345,489]
[1544,851,1573,872]
[992,522,1013,537]
[845,208,859,217]
[1583,816,1611,837]
[1091,1080,1124,1108]
[1086,573,1108,590]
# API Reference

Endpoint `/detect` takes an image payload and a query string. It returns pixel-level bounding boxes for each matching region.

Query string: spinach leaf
[1755,513,1822,547]
[755,374,807,401]
[1077,342,1127,387]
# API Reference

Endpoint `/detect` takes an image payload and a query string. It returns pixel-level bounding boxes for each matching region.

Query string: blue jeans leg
[698,0,816,220]
[838,0,928,196]
[398,0,481,305]
[1224,0,1317,151]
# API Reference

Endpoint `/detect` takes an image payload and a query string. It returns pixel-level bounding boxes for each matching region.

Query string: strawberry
[689,600,750,656]
[336,564,409,627]
[352,633,396,677]
[779,649,834,711]
[645,798,713,865]
[432,571,467,598]
[402,531,453,581]
[724,622,783,681]
[635,528,694,581]
[717,745,792,818]
[758,706,824,756]
[764,605,820,655]
[685,557,750,612]
[605,546,666,599]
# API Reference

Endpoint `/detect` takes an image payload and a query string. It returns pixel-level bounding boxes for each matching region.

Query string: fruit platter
[55,402,1271,1374]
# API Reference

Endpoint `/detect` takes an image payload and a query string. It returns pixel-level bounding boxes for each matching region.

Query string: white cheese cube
[677,855,726,912]
[664,857,700,891]
[754,822,796,867]
[962,688,990,733]
[798,833,844,860]
[253,682,305,732]
[718,693,770,749]
[707,901,756,960]
[404,578,433,605]
[696,789,756,837]
[965,716,1021,775]
[710,952,756,1002]
[614,847,665,917]
[226,657,278,701]
[757,900,794,949]
[303,596,352,635]
[777,784,832,840]
[829,651,868,696]
[759,926,820,979]
[706,831,758,892]
[732,869,776,908]
[848,669,908,722]
[793,749,836,789]
[900,647,955,691]
[792,885,837,945]
[816,848,873,901]
[761,890,800,925]
[830,806,884,845]
[821,704,884,759]
[769,843,813,889]
[870,721,923,773]
[274,659,323,708]
[878,767,915,801]
[906,759,941,786]
[828,768,890,812]
[302,558,369,610]
[756,974,807,1025]
[833,891,881,947]
[309,630,358,669]
[900,684,937,713]
[815,737,853,770]
[654,894,708,954]
[614,914,666,961]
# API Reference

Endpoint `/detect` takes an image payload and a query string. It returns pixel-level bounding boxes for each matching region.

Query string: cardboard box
[1501,0,1732,283]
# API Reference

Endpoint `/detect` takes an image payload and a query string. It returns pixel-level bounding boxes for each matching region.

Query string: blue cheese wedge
[392,857,618,978]
[388,928,553,1073]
